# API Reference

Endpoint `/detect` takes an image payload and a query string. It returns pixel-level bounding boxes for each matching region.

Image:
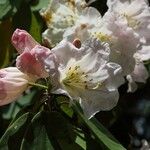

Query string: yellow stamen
[93,32,112,43]
[62,65,102,90]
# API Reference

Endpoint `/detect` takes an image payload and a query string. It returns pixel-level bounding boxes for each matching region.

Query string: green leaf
[75,131,86,150]
[12,2,31,31]
[43,111,85,150]
[0,113,29,149]
[60,103,74,118]
[2,103,21,120]
[30,0,50,11]
[29,12,42,43]
[56,95,74,118]
[85,135,103,150]
[11,0,23,10]
[43,112,75,140]
[20,112,55,150]
[72,103,126,150]
[0,0,12,20]
[0,19,13,68]
[0,0,25,20]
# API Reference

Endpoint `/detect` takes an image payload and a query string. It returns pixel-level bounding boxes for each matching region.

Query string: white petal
[105,62,125,90]
[51,40,80,67]
[136,45,150,61]
[131,62,149,83]
[126,75,138,92]
[103,12,140,75]
[127,62,149,92]
[42,28,64,47]
[80,88,119,118]
[78,7,101,25]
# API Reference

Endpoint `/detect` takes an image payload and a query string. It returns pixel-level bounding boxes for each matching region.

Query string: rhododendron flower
[12,29,58,79]
[102,1,150,91]
[40,0,84,47]
[40,0,97,47]
[63,10,140,76]
[0,67,35,106]
[91,13,140,76]
[127,49,149,92]
[51,38,124,118]
[63,7,101,43]
[107,0,150,41]
[106,0,150,62]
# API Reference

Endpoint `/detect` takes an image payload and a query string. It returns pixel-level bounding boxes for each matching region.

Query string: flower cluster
[0,0,150,118]
[41,0,150,92]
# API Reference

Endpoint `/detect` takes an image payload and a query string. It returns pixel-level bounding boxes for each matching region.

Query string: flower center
[93,32,112,43]
[122,13,141,29]
[62,65,93,89]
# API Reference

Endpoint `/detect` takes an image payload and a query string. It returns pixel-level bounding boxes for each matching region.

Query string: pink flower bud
[12,29,58,79]
[16,45,57,78]
[0,67,35,106]
[11,29,39,54]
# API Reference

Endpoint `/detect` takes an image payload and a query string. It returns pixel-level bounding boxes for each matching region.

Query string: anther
[72,38,81,48]
[71,73,74,76]
[84,75,88,77]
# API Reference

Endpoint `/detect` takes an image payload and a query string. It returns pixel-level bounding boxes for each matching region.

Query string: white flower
[63,7,101,43]
[40,0,87,47]
[106,0,150,61]
[107,0,150,41]
[40,0,98,47]
[91,13,140,75]
[0,67,35,106]
[51,38,124,118]
[106,0,150,90]
[63,9,140,76]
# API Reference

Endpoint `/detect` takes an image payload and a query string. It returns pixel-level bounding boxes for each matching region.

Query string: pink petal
[16,45,58,78]
[16,51,48,78]
[11,29,39,54]
[0,67,34,106]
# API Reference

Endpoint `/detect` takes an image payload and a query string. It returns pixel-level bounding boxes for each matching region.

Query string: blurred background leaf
[0,0,13,20]
[0,19,14,68]
[0,112,29,149]
[2,89,37,120]
[30,0,50,11]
